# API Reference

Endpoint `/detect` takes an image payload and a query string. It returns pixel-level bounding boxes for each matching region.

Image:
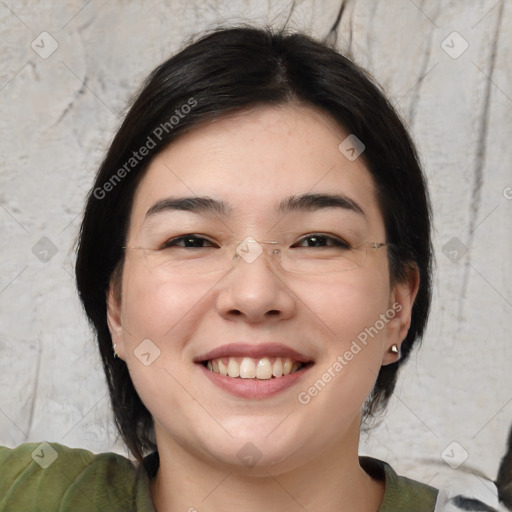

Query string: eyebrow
[145,196,229,218]
[144,193,365,220]
[278,193,365,216]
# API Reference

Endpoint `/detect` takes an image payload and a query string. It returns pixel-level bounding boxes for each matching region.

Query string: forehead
[129,104,384,233]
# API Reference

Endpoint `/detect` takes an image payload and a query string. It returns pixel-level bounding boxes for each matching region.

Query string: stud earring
[113,344,119,358]
[390,344,399,354]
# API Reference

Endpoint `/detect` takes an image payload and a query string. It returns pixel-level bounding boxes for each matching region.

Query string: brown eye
[294,234,351,249]
[161,235,217,249]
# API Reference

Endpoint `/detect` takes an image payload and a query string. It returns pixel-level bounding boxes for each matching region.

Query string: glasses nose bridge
[233,237,282,268]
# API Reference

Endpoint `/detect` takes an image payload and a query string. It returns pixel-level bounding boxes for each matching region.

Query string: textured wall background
[1,0,511,493]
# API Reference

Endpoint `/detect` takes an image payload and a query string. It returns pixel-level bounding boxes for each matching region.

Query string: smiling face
[107,103,418,474]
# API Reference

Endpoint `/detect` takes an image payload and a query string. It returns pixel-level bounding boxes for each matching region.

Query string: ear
[106,279,126,360]
[382,264,420,366]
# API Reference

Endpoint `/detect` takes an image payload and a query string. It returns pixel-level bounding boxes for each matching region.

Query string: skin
[107,103,419,512]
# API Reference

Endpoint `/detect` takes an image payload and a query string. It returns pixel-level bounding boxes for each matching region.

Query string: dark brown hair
[75,25,433,461]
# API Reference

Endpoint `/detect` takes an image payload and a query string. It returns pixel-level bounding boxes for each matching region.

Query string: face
[108,104,417,474]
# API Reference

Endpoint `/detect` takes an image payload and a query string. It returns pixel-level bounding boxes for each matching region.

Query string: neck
[149,422,384,512]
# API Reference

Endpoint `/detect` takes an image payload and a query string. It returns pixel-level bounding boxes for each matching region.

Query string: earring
[113,344,119,358]
[390,344,399,354]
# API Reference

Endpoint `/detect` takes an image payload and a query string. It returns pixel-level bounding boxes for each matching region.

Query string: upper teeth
[206,356,303,379]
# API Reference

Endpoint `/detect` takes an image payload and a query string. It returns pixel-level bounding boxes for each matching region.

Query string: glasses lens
[131,240,379,275]
[279,245,368,274]
[141,247,233,275]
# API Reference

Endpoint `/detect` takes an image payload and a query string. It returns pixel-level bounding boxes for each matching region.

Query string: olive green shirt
[0,443,438,511]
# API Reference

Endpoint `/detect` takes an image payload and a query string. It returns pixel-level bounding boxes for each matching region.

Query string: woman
[1,25,441,510]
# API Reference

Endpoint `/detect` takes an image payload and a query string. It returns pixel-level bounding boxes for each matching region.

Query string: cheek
[295,272,391,416]
[118,269,211,430]
[300,271,391,346]
[120,265,212,340]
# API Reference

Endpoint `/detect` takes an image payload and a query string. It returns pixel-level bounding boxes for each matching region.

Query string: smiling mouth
[202,356,312,380]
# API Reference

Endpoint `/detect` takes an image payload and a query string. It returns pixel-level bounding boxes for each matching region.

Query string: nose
[215,243,296,324]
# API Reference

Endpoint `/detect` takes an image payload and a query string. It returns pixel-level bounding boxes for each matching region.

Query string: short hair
[75,25,433,461]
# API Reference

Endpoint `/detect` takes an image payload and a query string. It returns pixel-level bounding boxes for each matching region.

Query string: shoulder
[0,442,154,512]
[361,456,439,511]
[361,456,505,512]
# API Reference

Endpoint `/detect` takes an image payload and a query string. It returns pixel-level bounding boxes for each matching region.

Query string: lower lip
[197,363,314,399]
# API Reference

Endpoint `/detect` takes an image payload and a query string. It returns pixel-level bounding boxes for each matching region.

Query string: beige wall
[1,0,511,490]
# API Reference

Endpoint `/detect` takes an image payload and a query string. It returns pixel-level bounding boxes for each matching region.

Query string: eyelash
[296,235,351,249]
[161,235,216,249]
[160,234,351,250]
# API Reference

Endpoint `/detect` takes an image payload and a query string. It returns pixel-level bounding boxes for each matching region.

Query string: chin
[197,430,309,475]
